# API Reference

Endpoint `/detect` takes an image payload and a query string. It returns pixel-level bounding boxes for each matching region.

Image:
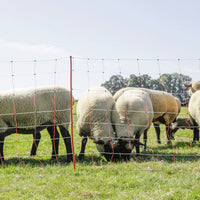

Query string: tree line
[102,73,192,103]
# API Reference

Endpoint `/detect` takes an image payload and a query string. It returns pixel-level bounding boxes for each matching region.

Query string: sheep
[184,88,200,142]
[170,117,197,140]
[76,86,119,161]
[184,82,200,142]
[152,97,181,142]
[0,86,73,163]
[114,87,181,146]
[111,89,154,160]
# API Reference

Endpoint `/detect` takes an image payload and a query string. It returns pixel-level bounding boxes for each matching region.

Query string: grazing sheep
[170,117,197,138]
[111,89,154,160]
[185,89,200,142]
[151,97,181,143]
[114,87,181,146]
[76,86,119,161]
[0,86,72,163]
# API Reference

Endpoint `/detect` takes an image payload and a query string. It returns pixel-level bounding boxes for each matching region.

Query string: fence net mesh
[0,57,200,167]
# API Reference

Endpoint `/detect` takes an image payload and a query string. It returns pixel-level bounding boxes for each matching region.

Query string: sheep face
[117,138,134,161]
[117,138,145,160]
[94,140,120,161]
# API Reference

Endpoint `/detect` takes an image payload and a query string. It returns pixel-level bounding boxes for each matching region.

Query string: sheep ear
[94,140,105,145]
[184,83,192,88]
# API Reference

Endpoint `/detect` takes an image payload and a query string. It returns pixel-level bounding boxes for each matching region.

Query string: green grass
[1,106,200,199]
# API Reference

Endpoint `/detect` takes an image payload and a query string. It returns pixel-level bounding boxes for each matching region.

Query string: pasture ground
[0,106,200,199]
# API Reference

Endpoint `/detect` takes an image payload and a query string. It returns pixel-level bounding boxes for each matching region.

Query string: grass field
[0,106,200,199]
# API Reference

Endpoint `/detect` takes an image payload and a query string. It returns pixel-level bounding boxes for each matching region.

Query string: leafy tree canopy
[102,73,192,102]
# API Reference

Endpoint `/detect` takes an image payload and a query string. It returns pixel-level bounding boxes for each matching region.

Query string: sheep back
[76,86,115,143]
[114,87,179,125]
[112,89,154,139]
[0,86,71,133]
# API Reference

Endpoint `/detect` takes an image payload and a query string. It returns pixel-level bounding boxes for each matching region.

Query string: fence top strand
[1,57,200,63]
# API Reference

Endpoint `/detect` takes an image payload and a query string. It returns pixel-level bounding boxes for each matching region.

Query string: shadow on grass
[151,141,200,150]
[136,150,199,163]
[2,154,106,167]
[3,155,72,167]
[2,141,200,166]
[137,141,200,163]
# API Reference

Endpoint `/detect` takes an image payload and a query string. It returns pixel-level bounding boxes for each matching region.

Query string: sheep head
[185,81,200,97]
[117,137,145,160]
[94,139,120,161]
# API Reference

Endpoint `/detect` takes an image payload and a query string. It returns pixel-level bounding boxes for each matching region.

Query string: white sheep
[0,86,73,163]
[111,89,154,160]
[185,87,200,142]
[76,86,119,161]
[114,87,181,146]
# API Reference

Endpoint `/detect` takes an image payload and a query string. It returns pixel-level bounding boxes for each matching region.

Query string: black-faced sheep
[170,117,195,136]
[114,87,181,146]
[0,86,73,163]
[111,89,154,160]
[151,97,181,143]
[76,86,119,161]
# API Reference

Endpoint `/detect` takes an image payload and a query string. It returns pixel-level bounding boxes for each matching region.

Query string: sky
[0,0,200,98]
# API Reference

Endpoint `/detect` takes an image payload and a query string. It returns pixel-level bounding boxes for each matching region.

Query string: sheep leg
[135,132,140,154]
[197,129,200,141]
[190,117,199,142]
[47,126,60,159]
[0,136,5,164]
[79,136,88,160]
[30,131,41,156]
[59,126,73,163]
[153,123,161,144]
[143,129,148,150]
[166,125,172,144]
[169,124,174,140]
[171,127,179,137]
[192,121,199,142]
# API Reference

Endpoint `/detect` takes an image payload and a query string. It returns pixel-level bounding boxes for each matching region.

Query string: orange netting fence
[0,57,200,169]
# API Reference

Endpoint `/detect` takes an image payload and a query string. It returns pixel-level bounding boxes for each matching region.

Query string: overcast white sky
[0,0,200,98]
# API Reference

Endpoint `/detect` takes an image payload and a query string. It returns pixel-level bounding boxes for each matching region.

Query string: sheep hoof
[29,151,37,156]
[192,140,197,144]
[29,154,36,157]
[67,155,73,163]
[167,140,171,145]
[78,154,85,160]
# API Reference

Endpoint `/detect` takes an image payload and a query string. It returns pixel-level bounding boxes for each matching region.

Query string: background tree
[102,75,128,95]
[128,74,152,88]
[159,73,192,102]
[102,73,192,102]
